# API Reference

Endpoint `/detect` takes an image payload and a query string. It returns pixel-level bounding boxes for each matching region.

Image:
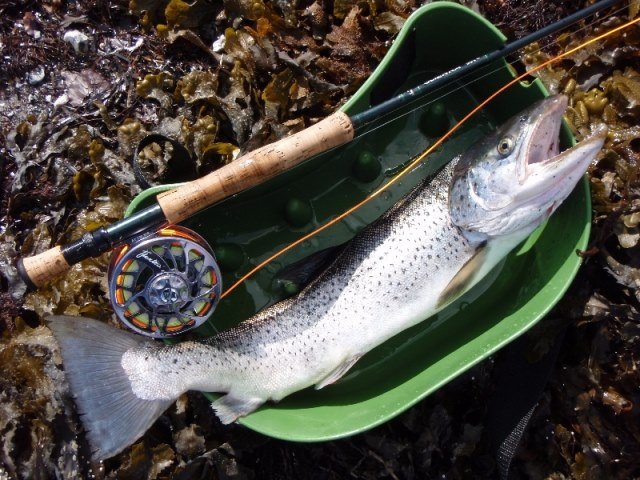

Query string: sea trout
[49,95,605,460]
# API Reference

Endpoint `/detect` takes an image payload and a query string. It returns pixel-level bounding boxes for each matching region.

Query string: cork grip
[18,246,71,289]
[157,111,355,224]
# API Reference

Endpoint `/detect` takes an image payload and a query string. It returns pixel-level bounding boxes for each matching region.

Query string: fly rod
[17,0,624,290]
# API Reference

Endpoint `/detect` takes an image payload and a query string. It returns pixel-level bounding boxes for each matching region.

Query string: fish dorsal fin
[315,354,362,390]
[437,243,488,309]
[275,245,345,290]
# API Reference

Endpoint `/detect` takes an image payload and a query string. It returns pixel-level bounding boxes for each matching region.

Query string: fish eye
[497,136,515,156]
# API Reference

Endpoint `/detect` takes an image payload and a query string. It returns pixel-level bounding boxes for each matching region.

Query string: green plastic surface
[125,2,590,441]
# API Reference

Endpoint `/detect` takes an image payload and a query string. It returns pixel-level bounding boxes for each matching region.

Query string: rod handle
[157,112,354,224]
[17,246,70,289]
[17,229,113,289]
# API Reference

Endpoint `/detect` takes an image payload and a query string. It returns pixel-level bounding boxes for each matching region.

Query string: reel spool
[108,226,222,338]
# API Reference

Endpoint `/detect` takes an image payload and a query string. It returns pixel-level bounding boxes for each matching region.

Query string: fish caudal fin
[48,315,174,461]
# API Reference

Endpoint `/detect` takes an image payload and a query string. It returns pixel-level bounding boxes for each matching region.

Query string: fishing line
[14,0,631,304]
[220,12,640,300]
[352,2,630,140]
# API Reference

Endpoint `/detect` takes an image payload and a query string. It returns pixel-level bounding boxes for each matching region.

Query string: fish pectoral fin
[315,354,362,390]
[437,243,488,309]
[211,394,264,424]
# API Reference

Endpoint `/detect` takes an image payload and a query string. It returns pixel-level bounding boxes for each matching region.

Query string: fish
[48,94,606,461]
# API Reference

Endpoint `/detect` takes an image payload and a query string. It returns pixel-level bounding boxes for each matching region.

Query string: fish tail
[48,315,174,461]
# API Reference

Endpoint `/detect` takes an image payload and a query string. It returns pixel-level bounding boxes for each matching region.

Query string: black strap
[487,326,566,480]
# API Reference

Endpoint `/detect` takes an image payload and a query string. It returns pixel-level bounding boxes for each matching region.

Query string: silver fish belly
[48,94,606,460]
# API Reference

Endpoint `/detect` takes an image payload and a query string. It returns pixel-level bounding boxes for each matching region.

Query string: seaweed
[1,0,639,478]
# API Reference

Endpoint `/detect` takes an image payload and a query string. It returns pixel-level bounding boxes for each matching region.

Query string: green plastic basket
[125,2,590,441]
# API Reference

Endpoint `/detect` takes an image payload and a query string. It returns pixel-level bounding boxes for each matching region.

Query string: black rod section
[60,204,166,265]
[350,0,623,132]
[105,203,166,244]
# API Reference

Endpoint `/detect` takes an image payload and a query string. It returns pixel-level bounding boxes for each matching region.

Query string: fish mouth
[514,93,606,211]
[516,122,607,212]
[517,95,568,182]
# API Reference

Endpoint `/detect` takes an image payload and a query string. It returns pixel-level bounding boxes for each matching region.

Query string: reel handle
[157,112,354,224]
[17,113,353,289]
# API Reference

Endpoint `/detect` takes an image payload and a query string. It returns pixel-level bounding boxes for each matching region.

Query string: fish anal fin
[315,354,362,390]
[212,395,264,424]
[437,244,488,308]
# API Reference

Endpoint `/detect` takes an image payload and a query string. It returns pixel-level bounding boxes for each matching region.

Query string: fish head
[449,94,606,240]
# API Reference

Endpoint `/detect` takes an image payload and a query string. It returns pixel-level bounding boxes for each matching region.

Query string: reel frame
[108,226,222,338]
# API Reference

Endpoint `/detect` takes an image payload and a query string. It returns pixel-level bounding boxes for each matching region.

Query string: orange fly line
[220,14,640,300]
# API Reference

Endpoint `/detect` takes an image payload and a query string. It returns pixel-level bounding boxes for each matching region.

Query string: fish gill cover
[0,0,638,478]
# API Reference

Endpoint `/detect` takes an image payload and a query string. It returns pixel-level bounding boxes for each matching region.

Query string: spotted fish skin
[122,162,478,407]
[48,95,606,461]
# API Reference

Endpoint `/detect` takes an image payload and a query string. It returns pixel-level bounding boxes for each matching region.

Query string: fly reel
[108,226,222,338]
